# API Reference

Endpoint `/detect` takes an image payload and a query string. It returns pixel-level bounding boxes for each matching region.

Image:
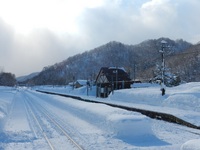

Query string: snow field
[37,92,157,147]
[35,82,200,149]
[24,90,149,149]
[1,82,200,149]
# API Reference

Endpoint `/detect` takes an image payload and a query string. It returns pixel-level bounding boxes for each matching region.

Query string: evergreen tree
[151,64,181,87]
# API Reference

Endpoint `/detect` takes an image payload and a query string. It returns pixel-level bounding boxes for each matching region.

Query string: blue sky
[0,0,199,76]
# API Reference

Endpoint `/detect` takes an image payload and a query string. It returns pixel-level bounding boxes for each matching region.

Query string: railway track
[36,90,200,130]
[23,91,84,150]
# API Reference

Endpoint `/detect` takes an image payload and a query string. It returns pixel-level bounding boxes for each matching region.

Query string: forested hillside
[167,43,200,82]
[25,37,195,85]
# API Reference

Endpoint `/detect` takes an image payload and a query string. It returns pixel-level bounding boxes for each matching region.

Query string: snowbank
[108,87,165,106]
[181,139,200,150]
[35,85,97,97]
[110,115,168,146]
[163,94,200,111]
[0,87,16,119]
[108,82,200,112]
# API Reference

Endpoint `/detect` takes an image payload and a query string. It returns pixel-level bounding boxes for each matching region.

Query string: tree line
[0,72,16,86]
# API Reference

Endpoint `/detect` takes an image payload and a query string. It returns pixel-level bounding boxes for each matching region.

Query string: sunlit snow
[0,82,200,149]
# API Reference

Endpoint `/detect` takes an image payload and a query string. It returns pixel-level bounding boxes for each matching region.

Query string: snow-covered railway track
[23,92,84,150]
[24,98,55,150]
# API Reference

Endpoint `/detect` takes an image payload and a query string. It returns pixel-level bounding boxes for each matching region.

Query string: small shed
[96,67,132,98]
[69,80,88,88]
[75,80,87,88]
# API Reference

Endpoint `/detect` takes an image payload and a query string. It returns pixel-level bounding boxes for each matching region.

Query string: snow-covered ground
[1,82,200,150]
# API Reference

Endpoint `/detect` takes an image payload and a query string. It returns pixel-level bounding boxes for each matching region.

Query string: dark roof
[97,67,131,82]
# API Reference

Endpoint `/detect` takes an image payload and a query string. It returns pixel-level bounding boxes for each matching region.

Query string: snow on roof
[108,67,126,72]
[76,80,87,85]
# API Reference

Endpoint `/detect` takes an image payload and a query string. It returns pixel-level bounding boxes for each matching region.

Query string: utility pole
[111,75,114,95]
[133,63,136,82]
[115,67,118,90]
[72,75,75,90]
[87,79,89,96]
[159,40,167,96]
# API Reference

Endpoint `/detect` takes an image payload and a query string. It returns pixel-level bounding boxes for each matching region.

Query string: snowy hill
[26,38,194,85]
[16,72,39,82]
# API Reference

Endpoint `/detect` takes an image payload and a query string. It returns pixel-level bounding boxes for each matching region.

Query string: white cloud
[0,0,200,76]
[140,0,177,28]
[77,0,200,44]
[0,0,104,35]
[0,19,15,61]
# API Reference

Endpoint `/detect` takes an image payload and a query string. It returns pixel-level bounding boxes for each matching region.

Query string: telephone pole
[159,40,167,96]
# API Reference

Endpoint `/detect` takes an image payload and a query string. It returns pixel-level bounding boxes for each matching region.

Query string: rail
[25,91,84,150]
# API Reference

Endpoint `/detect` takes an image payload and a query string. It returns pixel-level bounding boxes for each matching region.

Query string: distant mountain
[25,37,194,85]
[17,72,39,83]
